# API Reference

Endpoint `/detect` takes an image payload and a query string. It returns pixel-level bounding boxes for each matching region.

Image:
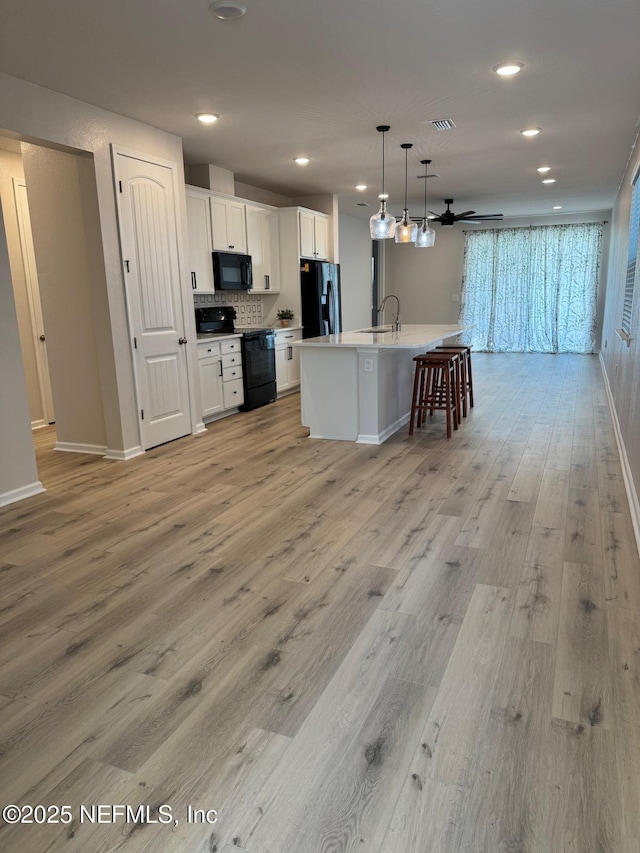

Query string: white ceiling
[1,0,639,221]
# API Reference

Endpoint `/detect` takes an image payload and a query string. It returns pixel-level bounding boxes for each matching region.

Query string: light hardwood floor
[1,353,639,852]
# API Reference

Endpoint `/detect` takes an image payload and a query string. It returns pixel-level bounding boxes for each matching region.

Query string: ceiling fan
[429,199,503,227]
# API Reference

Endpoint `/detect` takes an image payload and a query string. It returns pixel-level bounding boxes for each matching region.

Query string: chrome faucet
[378,294,401,331]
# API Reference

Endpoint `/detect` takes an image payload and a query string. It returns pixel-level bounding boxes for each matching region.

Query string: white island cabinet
[296,324,465,444]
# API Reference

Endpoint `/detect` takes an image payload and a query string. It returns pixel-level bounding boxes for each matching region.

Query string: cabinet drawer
[223,378,244,409]
[222,352,242,369]
[275,329,302,344]
[221,338,242,354]
[223,364,243,382]
[197,342,221,359]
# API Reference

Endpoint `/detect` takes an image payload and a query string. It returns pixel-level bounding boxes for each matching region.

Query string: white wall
[384,211,611,334]
[22,145,107,451]
[0,200,43,505]
[0,148,44,425]
[600,133,640,550]
[338,213,372,330]
[384,226,465,325]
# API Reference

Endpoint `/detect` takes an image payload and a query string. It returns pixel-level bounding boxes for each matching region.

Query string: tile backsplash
[193,292,265,327]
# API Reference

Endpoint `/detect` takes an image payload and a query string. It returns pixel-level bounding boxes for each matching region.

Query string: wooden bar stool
[436,344,474,414]
[409,352,459,438]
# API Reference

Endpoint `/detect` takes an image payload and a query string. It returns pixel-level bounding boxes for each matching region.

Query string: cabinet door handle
[265,274,270,290]
[288,346,292,360]
[191,272,197,289]
[228,244,234,249]
[178,337,188,345]
[219,361,223,377]
[39,334,46,341]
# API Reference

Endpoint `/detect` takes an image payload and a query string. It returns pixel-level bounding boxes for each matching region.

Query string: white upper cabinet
[246,205,280,292]
[186,187,214,292]
[299,209,329,260]
[210,197,247,253]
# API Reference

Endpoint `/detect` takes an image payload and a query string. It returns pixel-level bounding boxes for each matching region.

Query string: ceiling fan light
[416,221,436,248]
[370,200,396,239]
[395,211,417,243]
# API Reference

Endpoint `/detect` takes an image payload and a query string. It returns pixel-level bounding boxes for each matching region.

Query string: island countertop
[295,323,464,349]
[296,323,466,444]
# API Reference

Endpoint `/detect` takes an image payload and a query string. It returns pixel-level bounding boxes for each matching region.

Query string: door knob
[39,334,46,341]
[178,337,188,345]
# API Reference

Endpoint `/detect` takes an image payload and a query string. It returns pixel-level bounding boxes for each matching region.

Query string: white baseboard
[600,353,640,557]
[104,445,145,461]
[54,441,107,456]
[0,480,46,508]
[194,421,207,435]
[357,413,410,445]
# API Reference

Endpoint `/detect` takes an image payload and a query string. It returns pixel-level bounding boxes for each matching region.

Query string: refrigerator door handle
[327,279,336,334]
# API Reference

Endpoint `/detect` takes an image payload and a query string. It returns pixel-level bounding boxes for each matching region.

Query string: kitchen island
[296,324,465,444]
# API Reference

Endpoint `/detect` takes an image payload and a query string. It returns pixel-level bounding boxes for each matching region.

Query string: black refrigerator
[300,260,341,339]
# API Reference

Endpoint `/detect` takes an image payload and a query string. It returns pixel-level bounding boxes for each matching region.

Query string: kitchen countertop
[196,332,243,341]
[295,324,464,349]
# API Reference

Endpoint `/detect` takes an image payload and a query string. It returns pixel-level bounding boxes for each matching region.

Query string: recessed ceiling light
[355,184,368,191]
[209,0,247,19]
[553,205,563,210]
[493,62,524,76]
[294,157,310,165]
[542,178,556,184]
[196,113,220,124]
[537,166,551,173]
[520,127,541,137]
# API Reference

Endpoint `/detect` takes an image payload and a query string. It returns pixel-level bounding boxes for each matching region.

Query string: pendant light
[369,125,396,240]
[416,159,436,248]
[395,143,418,243]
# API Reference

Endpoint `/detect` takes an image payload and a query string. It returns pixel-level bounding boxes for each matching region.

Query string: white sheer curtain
[460,223,603,353]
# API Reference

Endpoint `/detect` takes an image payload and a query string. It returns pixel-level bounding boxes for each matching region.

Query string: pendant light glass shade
[395,212,418,243]
[370,199,396,239]
[415,158,436,248]
[395,143,417,244]
[416,221,436,247]
[370,125,396,240]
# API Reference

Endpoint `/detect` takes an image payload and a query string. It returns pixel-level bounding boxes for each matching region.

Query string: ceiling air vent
[429,118,456,131]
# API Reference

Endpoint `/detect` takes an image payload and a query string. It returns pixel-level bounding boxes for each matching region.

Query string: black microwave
[212,251,252,291]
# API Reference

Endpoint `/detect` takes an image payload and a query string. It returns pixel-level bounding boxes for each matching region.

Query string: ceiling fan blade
[453,210,476,218]
[458,214,503,220]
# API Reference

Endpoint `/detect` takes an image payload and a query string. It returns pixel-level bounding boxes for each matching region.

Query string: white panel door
[13,179,55,426]
[113,150,191,450]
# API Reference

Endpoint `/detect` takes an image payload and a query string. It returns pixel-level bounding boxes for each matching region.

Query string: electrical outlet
[364,358,373,372]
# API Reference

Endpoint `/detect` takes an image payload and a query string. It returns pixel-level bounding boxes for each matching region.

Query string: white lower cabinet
[198,337,244,420]
[274,328,302,395]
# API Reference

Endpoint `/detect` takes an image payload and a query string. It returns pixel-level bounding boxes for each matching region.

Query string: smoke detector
[209,0,247,20]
